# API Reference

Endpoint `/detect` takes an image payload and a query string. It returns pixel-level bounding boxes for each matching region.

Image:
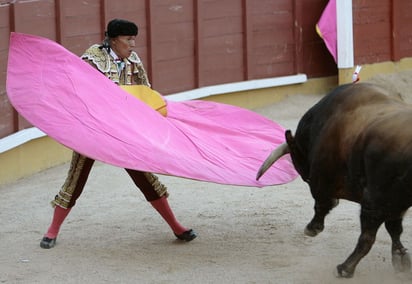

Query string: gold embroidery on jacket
[81,44,151,86]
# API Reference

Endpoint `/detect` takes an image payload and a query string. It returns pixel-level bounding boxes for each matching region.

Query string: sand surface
[1,71,412,283]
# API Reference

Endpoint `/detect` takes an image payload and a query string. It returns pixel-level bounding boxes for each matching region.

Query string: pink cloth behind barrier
[316,0,337,62]
[6,32,298,187]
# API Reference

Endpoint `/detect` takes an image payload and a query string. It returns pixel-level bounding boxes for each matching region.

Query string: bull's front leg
[305,197,339,237]
[336,207,383,278]
[385,218,411,273]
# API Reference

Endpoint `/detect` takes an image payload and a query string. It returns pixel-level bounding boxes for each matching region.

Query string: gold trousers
[52,152,168,208]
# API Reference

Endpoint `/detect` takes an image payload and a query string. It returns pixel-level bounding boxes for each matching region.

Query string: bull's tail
[256,142,290,180]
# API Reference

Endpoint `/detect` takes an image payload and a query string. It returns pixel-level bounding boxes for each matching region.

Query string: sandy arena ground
[1,72,412,283]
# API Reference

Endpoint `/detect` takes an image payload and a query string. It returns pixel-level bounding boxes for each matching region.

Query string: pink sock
[44,206,72,239]
[150,196,188,235]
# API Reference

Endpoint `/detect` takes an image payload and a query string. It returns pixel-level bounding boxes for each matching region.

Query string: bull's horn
[256,142,290,180]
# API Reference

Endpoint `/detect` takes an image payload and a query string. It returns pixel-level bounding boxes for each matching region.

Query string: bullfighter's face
[111,35,136,59]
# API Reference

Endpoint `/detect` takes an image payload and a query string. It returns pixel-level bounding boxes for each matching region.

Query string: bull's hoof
[335,264,354,278]
[392,249,411,273]
[304,223,324,237]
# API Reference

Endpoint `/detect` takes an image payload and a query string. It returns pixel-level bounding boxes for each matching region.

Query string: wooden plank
[100,0,108,34]
[353,0,392,64]
[251,0,295,78]
[150,0,193,24]
[197,0,244,86]
[149,0,195,92]
[202,32,244,80]
[397,0,412,59]
[0,7,10,56]
[154,57,196,94]
[201,0,243,19]
[105,0,147,28]
[55,0,63,43]
[293,0,303,73]
[13,0,56,40]
[202,16,243,38]
[0,49,8,89]
[194,0,202,87]
[59,0,101,54]
[254,61,296,78]
[0,6,14,136]
[146,0,155,86]
[251,0,290,14]
[243,0,253,80]
[0,96,14,138]
[303,40,337,76]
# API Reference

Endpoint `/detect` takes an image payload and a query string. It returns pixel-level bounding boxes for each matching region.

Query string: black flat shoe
[175,229,197,242]
[40,237,56,249]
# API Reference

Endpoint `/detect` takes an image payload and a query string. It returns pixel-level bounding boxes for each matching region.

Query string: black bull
[257,82,412,278]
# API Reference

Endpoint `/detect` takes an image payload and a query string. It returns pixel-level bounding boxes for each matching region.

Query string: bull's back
[295,83,398,159]
[332,83,406,156]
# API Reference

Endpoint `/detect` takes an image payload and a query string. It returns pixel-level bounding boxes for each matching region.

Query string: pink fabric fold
[6,32,298,187]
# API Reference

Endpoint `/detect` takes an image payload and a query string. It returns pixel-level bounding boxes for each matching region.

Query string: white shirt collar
[109,49,122,61]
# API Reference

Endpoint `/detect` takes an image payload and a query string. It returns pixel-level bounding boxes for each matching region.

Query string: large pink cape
[6,32,297,187]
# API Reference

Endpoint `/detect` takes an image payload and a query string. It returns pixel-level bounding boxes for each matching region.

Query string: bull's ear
[285,130,294,144]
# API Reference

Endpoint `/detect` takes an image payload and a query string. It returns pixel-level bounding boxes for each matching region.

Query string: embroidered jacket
[81,44,150,86]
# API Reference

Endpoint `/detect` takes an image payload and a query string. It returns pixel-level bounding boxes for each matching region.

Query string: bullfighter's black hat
[106,19,138,38]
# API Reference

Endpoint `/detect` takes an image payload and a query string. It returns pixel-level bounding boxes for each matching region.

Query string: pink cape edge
[6,32,298,187]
